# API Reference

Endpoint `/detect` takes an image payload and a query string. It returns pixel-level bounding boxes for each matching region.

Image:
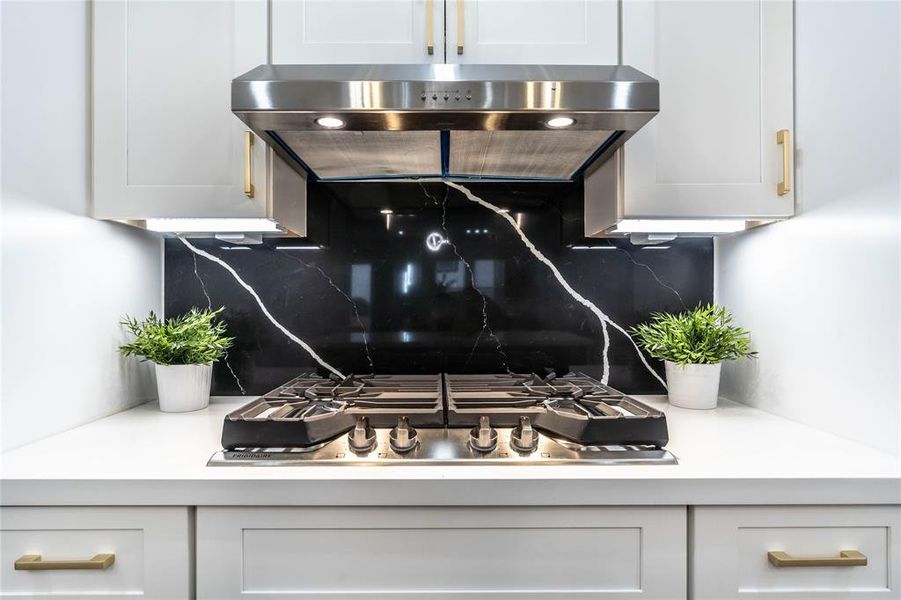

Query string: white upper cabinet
[272,0,443,63]
[620,0,794,220]
[447,0,618,64]
[93,0,306,227]
[272,1,618,65]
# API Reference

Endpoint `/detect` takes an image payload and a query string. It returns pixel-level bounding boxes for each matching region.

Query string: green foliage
[630,304,756,366]
[119,308,233,366]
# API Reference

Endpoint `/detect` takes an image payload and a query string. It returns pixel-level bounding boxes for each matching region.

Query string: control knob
[509,416,539,453]
[347,416,377,453]
[469,416,498,452]
[389,416,418,453]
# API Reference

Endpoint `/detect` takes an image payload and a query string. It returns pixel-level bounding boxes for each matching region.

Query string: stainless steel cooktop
[208,372,677,466]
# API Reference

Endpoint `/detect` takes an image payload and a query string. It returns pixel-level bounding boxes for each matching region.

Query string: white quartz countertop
[2,396,899,506]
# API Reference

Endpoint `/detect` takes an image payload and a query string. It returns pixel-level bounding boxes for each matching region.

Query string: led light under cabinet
[612,219,748,234]
[145,218,282,233]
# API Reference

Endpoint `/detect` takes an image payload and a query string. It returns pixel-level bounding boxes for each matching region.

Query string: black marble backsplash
[165,182,713,395]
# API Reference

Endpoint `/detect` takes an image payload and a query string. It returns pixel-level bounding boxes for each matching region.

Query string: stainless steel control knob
[347,416,377,453]
[509,416,539,453]
[469,415,498,452]
[389,416,418,453]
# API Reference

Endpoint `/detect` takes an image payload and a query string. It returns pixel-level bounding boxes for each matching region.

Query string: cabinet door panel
[197,506,687,599]
[448,0,618,65]
[272,0,441,63]
[0,507,190,600]
[692,506,901,600]
[622,0,794,218]
[93,0,269,219]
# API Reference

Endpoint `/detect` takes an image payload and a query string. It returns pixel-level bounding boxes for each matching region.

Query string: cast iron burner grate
[219,372,670,456]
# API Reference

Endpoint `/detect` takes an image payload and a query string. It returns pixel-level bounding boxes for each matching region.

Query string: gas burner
[221,373,443,450]
[215,372,674,465]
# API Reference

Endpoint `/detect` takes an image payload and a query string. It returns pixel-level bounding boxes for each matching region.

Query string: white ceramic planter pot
[153,363,212,413]
[664,361,722,410]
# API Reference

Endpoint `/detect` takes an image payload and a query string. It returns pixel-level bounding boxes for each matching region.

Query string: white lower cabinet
[691,506,901,600]
[196,506,688,599]
[0,506,191,599]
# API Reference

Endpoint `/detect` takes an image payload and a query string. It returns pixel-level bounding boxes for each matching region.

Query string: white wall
[0,0,162,452]
[716,0,901,455]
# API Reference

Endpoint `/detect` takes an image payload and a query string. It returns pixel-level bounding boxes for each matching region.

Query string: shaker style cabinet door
[621,0,795,219]
[447,0,618,64]
[271,0,443,63]
[197,506,687,599]
[692,506,901,600]
[93,0,270,220]
[0,507,191,600]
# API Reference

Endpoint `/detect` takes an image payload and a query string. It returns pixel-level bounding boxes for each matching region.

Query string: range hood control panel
[420,89,473,104]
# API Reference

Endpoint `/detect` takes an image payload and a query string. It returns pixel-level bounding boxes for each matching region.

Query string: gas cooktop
[208,372,677,466]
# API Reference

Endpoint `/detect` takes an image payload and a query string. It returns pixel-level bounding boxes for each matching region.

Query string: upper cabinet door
[272,0,443,63]
[93,0,269,220]
[621,0,794,219]
[446,0,618,64]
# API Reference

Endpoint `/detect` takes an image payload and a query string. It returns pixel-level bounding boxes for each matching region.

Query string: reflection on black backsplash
[165,182,713,395]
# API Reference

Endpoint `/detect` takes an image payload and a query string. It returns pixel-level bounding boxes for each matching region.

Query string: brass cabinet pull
[456,0,464,54]
[243,131,255,198]
[15,553,115,571]
[776,128,792,196]
[768,550,867,568]
[426,0,434,55]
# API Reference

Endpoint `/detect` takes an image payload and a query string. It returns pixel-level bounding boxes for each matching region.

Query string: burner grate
[222,372,668,452]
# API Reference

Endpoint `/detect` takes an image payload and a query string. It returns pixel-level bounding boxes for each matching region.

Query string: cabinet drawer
[0,506,191,599]
[198,506,687,599]
[692,506,901,599]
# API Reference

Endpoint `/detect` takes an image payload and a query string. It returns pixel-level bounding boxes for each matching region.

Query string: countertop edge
[2,476,899,507]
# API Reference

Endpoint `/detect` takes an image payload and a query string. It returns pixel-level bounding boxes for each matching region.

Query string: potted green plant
[631,304,756,409]
[119,308,233,413]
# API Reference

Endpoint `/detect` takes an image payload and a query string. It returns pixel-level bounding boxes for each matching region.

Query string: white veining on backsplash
[276,250,375,373]
[444,181,667,390]
[192,252,213,308]
[607,243,688,311]
[178,236,346,379]
[421,184,513,374]
[220,350,247,395]
[189,251,247,394]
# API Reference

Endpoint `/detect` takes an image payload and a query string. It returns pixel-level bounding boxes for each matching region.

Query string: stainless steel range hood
[232,64,658,183]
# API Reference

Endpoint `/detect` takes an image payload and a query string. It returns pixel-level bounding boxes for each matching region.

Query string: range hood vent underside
[269,129,620,182]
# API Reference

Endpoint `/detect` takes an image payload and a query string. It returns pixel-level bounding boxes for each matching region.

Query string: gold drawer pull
[243,131,255,198]
[15,553,115,571]
[768,550,867,568]
[776,128,792,196]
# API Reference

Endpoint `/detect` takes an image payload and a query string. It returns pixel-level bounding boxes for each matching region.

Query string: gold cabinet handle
[15,553,115,571]
[768,550,867,568]
[243,131,255,198]
[426,0,434,55]
[776,128,792,196]
[456,0,464,54]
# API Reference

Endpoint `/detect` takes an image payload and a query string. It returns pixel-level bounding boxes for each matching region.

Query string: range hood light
[145,218,282,233]
[315,116,345,128]
[546,117,575,128]
[612,219,747,234]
